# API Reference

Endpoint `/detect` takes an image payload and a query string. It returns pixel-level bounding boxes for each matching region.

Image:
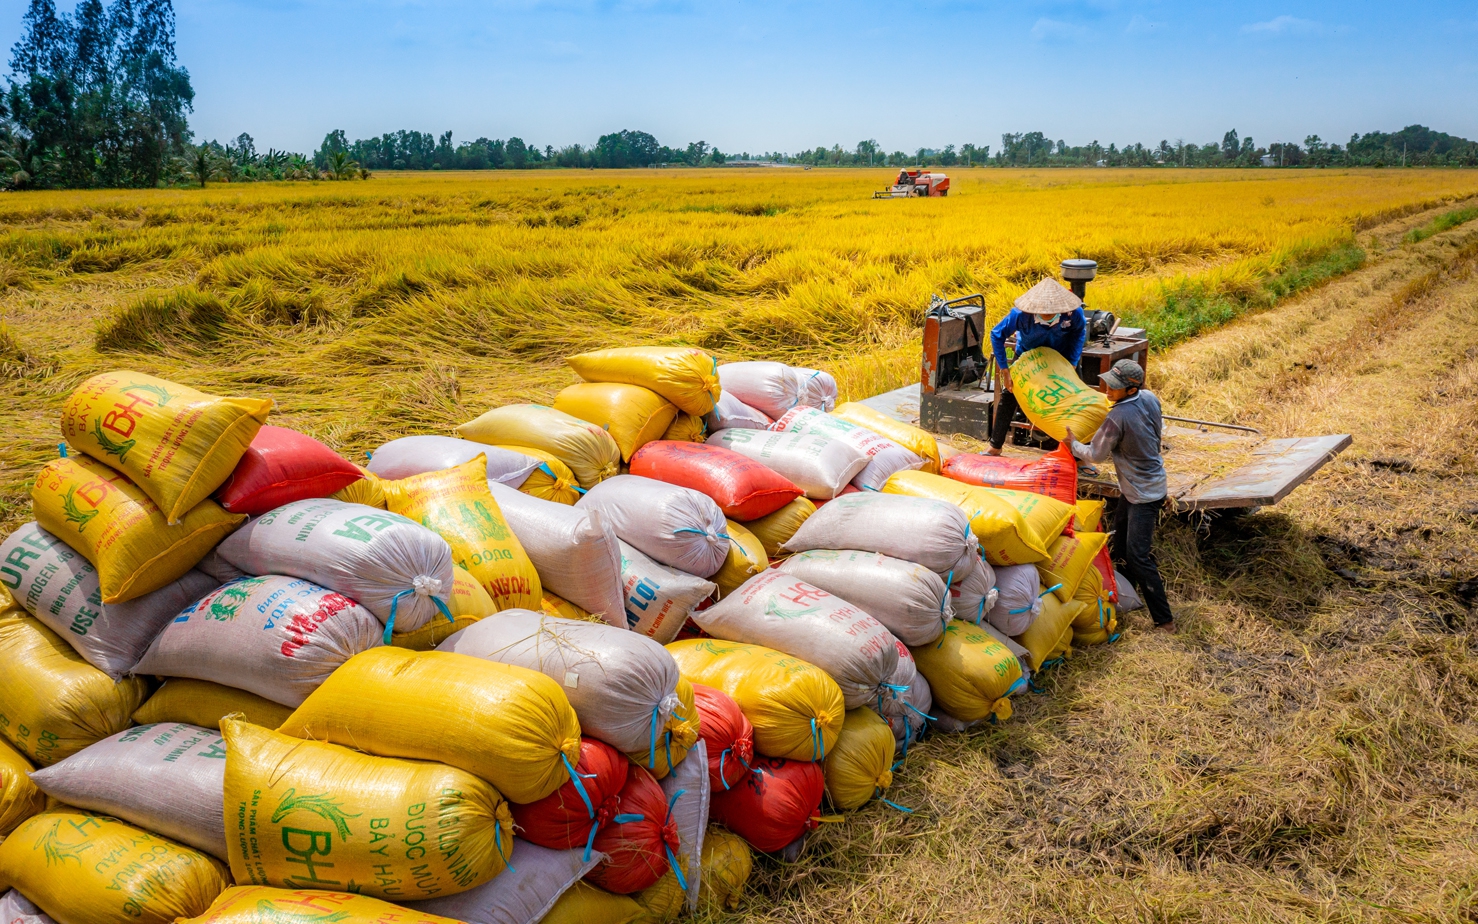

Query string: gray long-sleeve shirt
[1068,390,1168,504]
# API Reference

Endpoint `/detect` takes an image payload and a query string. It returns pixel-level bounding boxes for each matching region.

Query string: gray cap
[1101,359,1145,390]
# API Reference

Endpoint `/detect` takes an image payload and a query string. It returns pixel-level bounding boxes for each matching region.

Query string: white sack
[577,475,729,577]
[212,499,454,635]
[876,642,933,749]
[705,391,772,432]
[988,564,1043,636]
[791,367,837,411]
[949,553,1000,628]
[717,361,801,419]
[930,711,977,734]
[661,738,710,911]
[0,522,217,680]
[769,407,923,491]
[440,610,681,756]
[28,722,227,858]
[706,428,867,500]
[367,434,543,487]
[407,842,602,924]
[781,492,974,572]
[619,541,716,643]
[0,891,55,924]
[692,569,899,709]
[132,575,383,707]
[1116,571,1146,613]
[776,549,949,647]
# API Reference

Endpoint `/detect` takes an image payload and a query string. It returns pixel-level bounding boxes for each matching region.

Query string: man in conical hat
[986,277,1087,455]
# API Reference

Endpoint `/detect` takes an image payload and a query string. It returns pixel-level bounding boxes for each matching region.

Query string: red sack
[510,738,628,852]
[1091,544,1118,604]
[586,765,678,894]
[692,682,755,793]
[709,757,824,854]
[630,440,801,521]
[941,441,1078,507]
[214,424,363,514]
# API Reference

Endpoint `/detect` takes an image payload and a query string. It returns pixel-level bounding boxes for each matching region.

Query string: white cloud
[1030,17,1086,42]
[1242,15,1322,35]
[1125,14,1164,34]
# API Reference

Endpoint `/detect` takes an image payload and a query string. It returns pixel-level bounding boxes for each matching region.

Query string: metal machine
[874,169,950,198]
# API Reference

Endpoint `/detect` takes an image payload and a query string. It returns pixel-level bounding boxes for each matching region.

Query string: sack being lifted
[1011,346,1110,442]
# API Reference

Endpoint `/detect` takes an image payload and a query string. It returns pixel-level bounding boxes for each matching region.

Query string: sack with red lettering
[132,576,383,707]
[586,765,677,894]
[510,738,629,853]
[708,757,824,854]
[629,441,801,521]
[215,426,364,515]
[941,441,1078,507]
[769,407,923,491]
[692,682,754,793]
[618,542,716,644]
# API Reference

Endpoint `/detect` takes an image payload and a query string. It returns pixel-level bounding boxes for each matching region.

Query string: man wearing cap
[1063,359,1175,630]
[986,278,1087,456]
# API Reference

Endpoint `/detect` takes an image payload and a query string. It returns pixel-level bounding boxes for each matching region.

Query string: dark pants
[1112,497,1175,626]
[989,388,1020,450]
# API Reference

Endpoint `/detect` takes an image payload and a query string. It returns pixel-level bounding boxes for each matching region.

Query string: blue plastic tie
[584,820,599,863]
[880,798,914,813]
[661,787,690,888]
[646,706,659,770]
[1040,583,1063,598]
[718,748,733,790]
[494,822,515,872]
[810,717,826,762]
[903,701,935,722]
[383,587,455,645]
[365,450,373,461]
[561,752,596,820]
[612,813,644,824]
[1004,675,1028,697]
[58,443,67,458]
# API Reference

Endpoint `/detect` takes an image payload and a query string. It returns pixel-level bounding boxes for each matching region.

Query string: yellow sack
[392,565,495,651]
[0,617,145,766]
[823,708,894,810]
[1074,498,1104,533]
[625,676,698,781]
[1013,591,1082,671]
[383,457,542,612]
[555,383,679,463]
[132,678,293,731]
[540,590,601,622]
[1011,347,1110,442]
[0,736,44,837]
[829,403,940,474]
[178,886,464,924]
[633,863,687,924]
[1073,603,1118,646]
[0,809,229,924]
[662,412,707,443]
[911,620,1024,723]
[882,471,1070,566]
[712,519,767,599]
[32,455,244,604]
[698,828,753,912]
[742,496,815,557]
[331,466,386,509]
[280,647,581,804]
[222,719,512,901]
[494,444,581,505]
[1038,532,1108,602]
[667,639,843,762]
[566,346,721,416]
[542,882,643,924]
[456,405,620,489]
[60,371,272,525]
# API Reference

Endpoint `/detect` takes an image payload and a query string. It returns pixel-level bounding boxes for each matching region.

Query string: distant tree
[181,141,222,186]
[326,149,358,180]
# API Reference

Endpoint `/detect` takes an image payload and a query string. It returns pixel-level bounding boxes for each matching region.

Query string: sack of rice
[456,405,621,489]
[618,542,715,643]
[132,576,382,708]
[977,621,1034,684]
[697,829,753,913]
[662,412,707,443]
[660,738,710,910]
[876,640,932,749]
[692,683,754,793]
[541,882,643,924]
[911,620,1025,723]
[710,520,768,599]
[629,441,801,521]
[0,890,52,924]
[940,440,1078,507]
[987,564,1043,635]
[693,570,898,709]
[1071,563,1113,633]
[706,429,867,500]
[0,617,145,766]
[882,471,1072,566]
[829,402,940,474]
[948,552,999,627]
[29,722,226,857]
[770,406,924,491]
[708,758,823,854]
[331,465,386,508]
[510,739,627,853]
[180,887,462,924]
[0,738,44,837]
[391,564,497,650]
[667,639,843,762]
[1013,591,1083,672]
[716,362,800,419]
[638,677,699,781]
[407,842,602,924]
[383,457,542,612]
[705,392,771,432]
[214,425,363,515]
[222,718,512,901]
[542,591,596,622]
[483,444,582,505]
[791,367,837,411]
[0,809,229,924]
[554,383,678,462]
[566,346,721,416]
[822,708,894,811]
[577,475,729,578]
[743,496,815,559]
[1075,498,1105,532]
[1038,532,1108,602]
[1012,346,1110,442]
[633,867,686,924]
[776,549,949,647]
[31,455,243,604]
[780,492,973,573]
[486,481,625,626]
[586,766,676,894]
[132,678,294,731]
[0,521,217,679]
[279,647,581,804]
[60,371,272,524]
[366,434,543,488]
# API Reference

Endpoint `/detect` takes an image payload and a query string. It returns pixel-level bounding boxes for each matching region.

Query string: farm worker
[1063,359,1175,631]
[986,277,1086,455]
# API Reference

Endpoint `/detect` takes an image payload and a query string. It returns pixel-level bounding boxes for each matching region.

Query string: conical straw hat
[1013,278,1083,314]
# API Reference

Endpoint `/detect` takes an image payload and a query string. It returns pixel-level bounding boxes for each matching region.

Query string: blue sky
[6,1,1476,155]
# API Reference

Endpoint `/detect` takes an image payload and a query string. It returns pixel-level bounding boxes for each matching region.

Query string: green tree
[181,141,221,186]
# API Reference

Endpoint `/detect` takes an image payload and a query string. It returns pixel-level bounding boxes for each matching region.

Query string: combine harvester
[861,259,1352,512]
[873,168,949,198]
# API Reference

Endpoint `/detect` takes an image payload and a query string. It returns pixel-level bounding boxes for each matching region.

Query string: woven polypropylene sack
[987,564,1043,635]
[883,471,1073,566]
[29,722,226,857]
[1012,347,1110,442]
[31,455,243,604]
[494,444,583,505]
[1071,563,1111,632]
[823,708,893,811]
[1076,498,1105,533]
[542,591,596,622]
[693,570,899,710]
[629,441,801,521]
[487,481,625,627]
[510,738,627,852]
[791,367,837,411]
[0,810,229,924]
[366,434,544,487]
[132,576,383,708]
[776,550,949,647]
[941,440,1078,507]
[634,677,698,781]
[743,496,815,559]
[708,758,823,854]
[781,492,973,573]
[633,866,686,924]
[706,429,867,501]
[0,738,44,837]
[829,403,940,474]
[1039,531,1108,602]
[440,610,683,758]
[331,465,386,509]
[0,521,217,679]
[407,842,602,924]
[705,392,771,433]
[540,882,643,924]
[692,683,754,794]
[1013,592,1083,672]
[222,719,512,901]
[391,564,496,650]
[711,520,768,600]
[0,617,145,766]
[180,887,463,924]
[770,407,923,491]
[661,737,710,910]
[214,425,362,515]
[60,371,272,525]
[555,383,678,462]
[911,620,1025,723]
[0,890,53,924]
[577,475,729,578]
[587,766,676,894]
[132,678,293,731]
[716,362,801,419]
[877,641,932,747]
[456,405,621,489]
[978,621,1034,685]
[566,346,721,417]
[662,412,707,443]
[618,542,715,644]
[948,551,999,628]
[383,457,542,612]
[667,639,843,762]
[697,829,753,912]
[279,647,581,804]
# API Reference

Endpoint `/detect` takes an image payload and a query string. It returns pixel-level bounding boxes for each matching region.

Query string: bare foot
[1154,620,1177,633]
[986,446,1003,456]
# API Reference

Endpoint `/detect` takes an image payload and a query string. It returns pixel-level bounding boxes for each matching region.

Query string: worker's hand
[1062,427,1076,446]
[1001,367,1013,393]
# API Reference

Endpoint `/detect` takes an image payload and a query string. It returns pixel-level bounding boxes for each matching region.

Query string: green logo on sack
[209,578,266,621]
[35,819,92,866]
[60,485,99,532]
[122,382,173,407]
[90,417,137,462]
[252,901,352,923]
[765,599,821,620]
[273,788,360,839]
